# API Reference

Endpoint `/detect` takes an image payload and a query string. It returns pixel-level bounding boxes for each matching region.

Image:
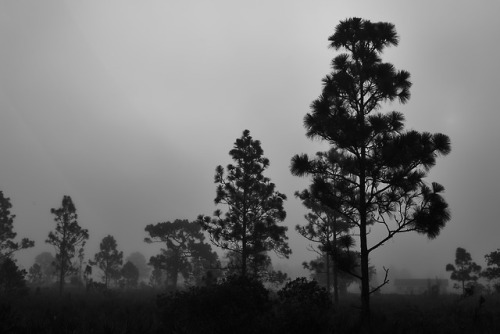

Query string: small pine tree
[28,263,43,286]
[94,235,123,288]
[446,247,481,295]
[198,130,291,278]
[46,195,89,293]
[121,261,139,288]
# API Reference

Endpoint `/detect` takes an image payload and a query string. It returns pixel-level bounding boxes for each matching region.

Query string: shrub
[276,277,333,333]
[157,275,271,333]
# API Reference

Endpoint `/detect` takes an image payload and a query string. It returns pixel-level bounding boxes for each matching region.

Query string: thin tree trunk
[59,253,65,294]
[172,271,178,290]
[241,229,247,277]
[241,191,248,278]
[326,252,331,294]
[59,235,67,294]
[326,223,331,297]
[172,250,180,290]
[332,234,339,304]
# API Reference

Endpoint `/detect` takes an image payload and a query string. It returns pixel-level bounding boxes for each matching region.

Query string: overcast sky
[1,1,499,287]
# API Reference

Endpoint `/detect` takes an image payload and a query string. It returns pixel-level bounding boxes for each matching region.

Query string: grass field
[334,293,500,333]
[2,287,500,333]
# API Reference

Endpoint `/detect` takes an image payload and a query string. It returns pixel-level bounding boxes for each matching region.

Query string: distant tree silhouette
[27,263,43,286]
[126,251,151,282]
[34,251,56,285]
[223,248,266,277]
[223,250,287,286]
[187,252,222,287]
[46,195,89,293]
[121,261,139,288]
[83,263,93,286]
[76,245,89,285]
[93,235,123,288]
[446,247,481,295]
[145,219,217,290]
[482,249,500,292]
[303,252,378,296]
[294,178,356,303]
[148,249,180,290]
[265,267,289,289]
[149,266,165,288]
[303,253,356,297]
[290,17,451,317]
[0,190,34,260]
[198,130,291,278]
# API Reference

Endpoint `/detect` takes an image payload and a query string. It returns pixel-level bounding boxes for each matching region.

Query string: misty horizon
[2,1,500,292]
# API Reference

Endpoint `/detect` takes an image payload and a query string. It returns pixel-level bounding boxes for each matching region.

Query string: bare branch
[369,266,389,295]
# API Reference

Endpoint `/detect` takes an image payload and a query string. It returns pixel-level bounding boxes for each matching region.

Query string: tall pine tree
[291,18,451,317]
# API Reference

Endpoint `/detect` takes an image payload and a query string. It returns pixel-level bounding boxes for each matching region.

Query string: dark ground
[2,286,500,334]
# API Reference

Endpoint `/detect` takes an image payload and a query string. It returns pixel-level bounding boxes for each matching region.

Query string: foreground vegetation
[2,278,500,334]
[0,288,160,334]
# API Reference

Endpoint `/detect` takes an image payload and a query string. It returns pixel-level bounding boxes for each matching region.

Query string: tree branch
[369,266,389,295]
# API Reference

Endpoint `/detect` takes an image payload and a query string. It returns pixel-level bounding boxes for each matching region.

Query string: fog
[1,1,500,290]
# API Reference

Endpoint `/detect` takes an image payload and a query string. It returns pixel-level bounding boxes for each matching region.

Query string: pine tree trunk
[172,271,178,290]
[359,112,370,320]
[241,193,248,278]
[326,234,331,296]
[359,178,370,318]
[332,238,339,304]
[172,251,180,290]
[59,255,65,294]
[360,227,370,319]
[326,252,330,293]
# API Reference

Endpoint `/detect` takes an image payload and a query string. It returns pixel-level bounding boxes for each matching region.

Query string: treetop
[329,17,399,54]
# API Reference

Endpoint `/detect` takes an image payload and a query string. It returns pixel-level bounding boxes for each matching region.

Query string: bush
[157,275,271,333]
[275,277,333,333]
